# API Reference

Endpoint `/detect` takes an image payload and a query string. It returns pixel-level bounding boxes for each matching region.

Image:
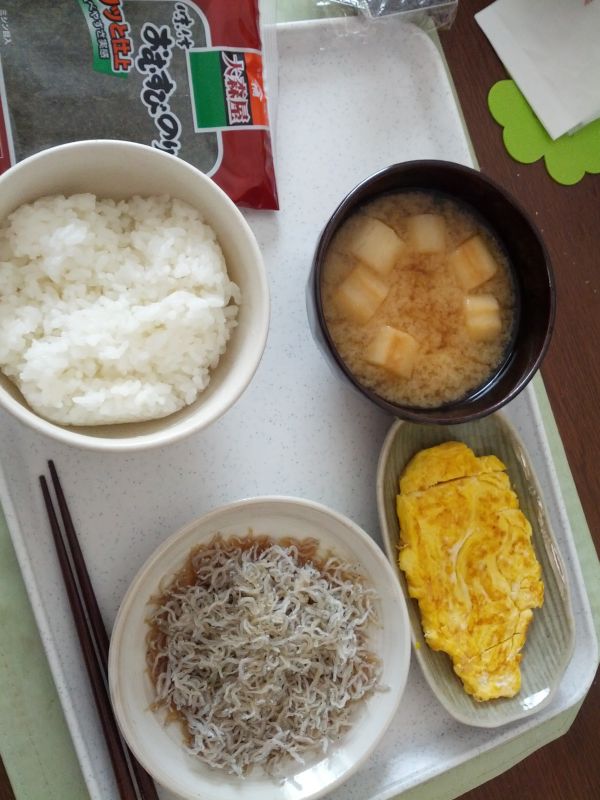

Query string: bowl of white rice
[0,140,269,451]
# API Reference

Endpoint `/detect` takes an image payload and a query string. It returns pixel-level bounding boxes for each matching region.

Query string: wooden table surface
[1,2,598,799]
[439,2,600,799]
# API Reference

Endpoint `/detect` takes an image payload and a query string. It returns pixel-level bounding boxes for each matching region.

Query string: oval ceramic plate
[109,496,411,800]
[376,412,575,728]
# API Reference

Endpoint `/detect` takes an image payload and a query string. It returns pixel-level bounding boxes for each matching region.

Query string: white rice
[0,194,240,425]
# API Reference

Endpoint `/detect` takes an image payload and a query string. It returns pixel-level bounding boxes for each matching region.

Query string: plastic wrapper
[329,0,458,29]
[0,0,279,209]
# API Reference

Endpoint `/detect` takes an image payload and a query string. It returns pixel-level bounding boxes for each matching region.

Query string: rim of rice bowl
[0,141,270,452]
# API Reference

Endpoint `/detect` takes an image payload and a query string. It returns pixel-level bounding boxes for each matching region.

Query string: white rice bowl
[0,193,241,426]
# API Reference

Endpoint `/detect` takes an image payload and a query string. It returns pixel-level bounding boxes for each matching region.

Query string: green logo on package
[187,48,269,132]
[77,0,134,77]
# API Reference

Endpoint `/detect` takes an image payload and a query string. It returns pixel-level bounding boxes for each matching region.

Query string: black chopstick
[0,754,16,800]
[40,461,159,800]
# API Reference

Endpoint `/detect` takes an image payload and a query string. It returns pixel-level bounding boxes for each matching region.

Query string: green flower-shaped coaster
[488,80,600,186]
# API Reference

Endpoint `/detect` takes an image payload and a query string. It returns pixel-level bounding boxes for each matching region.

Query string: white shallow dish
[0,16,597,800]
[376,413,576,728]
[109,497,411,800]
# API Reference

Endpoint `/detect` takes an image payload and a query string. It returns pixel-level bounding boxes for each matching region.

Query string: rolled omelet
[397,441,544,701]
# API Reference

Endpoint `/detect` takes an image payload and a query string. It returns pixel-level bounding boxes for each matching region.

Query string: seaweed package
[0,0,279,209]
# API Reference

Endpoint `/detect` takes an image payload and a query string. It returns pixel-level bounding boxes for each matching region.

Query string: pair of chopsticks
[40,461,158,800]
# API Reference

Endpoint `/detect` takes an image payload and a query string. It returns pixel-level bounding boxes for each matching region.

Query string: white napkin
[476,0,600,140]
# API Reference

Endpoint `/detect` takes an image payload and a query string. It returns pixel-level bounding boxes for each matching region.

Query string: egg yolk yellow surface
[397,441,544,701]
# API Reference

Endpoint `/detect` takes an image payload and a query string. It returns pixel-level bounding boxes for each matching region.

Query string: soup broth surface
[321,192,516,408]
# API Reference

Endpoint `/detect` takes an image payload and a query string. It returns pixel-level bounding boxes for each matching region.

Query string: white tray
[0,17,597,800]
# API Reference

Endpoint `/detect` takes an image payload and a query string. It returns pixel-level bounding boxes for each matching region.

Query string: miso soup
[320,192,517,408]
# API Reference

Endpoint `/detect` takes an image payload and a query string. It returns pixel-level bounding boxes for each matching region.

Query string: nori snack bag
[0,0,278,208]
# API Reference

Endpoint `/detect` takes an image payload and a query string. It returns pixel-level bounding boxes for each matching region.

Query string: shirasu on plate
[146,533,382,777]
